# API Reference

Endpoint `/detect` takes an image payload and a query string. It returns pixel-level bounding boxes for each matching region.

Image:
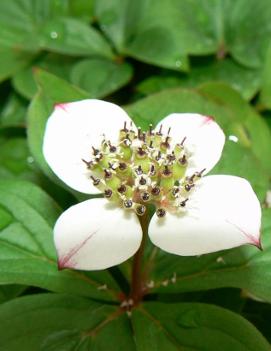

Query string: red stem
[130,211,149,304]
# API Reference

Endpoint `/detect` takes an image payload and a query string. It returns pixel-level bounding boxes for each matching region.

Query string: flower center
[82,122,205,217]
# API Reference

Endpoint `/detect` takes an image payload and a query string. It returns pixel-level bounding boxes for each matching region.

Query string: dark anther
[161,138,170,149]
[141,192,150,202]
[124,199,133,208]
[117,184,127,194]
[135,165,143,175]
[109,142,117,153]
[142,132,146,143]
[137,147,146,157]
[195,168,206,177]
[149,164,156,176]
[187,174,196,184]
[156,208,166,218]
[180,198,189,207]
[180,136,187,146]
[179,154,187,165]
[82,159,92,168]
[151,186,160,196]
[104,189,113,198]
[155,151,161,161]
[123,137,131,147]
[139,176,147,185]
[185,183,194,192]
[119,162,127,171]
[104,169,112,179]
[172,187,179,196]
[136,205,146,216]
[138,127,142,139]
[149,140,154,148]
[91,176,100,186]
[92,146,99,156]
[167,127,171,135]
[122,121,128,132]
[157,124,163,136]
[167,151,175,162]
[163,165,172,177]
[149,124,154,135]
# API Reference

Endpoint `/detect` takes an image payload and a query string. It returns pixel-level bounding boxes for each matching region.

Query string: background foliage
[1,0,271,349]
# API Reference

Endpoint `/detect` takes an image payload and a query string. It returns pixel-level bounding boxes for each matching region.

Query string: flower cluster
[43,99,261,271]
[82,119,206,219]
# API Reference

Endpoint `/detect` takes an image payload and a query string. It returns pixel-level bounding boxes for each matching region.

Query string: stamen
[104,169,112,179]
[141,192,150,202]
[109,142,117,153]
[180,198,189,207]
[196,168,206,177]
[142,132,146,143]
[119,162,127,171]
[157,125,163,136]
[104,189,113,198]
[180,136,186,146]
[151,186,160,196]
[135,165,143,175]
[156,208,166,218]
[162,165,172,177]
[123,199,133,208]
[172,187,179,196]
[117,184,127,194]
[167,127,171,135]
[137,147,146,157]
[82,159,92,168]
[179,155,187,165]
[91,175,100,186]
[92,146,99,156]
[138,127,142,139]
[185,183,195,192]
[155,151,161,161]
[149,124,153,135]
[136,204,146,216]
[139,176,147,185]
[167,152,175,162]
[149,164,156,176]
[123,121,128,132]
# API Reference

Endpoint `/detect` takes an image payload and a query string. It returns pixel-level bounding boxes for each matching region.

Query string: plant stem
[130,210,149,304]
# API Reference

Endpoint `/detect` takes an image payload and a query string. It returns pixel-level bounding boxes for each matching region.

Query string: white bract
[43,99,261,270]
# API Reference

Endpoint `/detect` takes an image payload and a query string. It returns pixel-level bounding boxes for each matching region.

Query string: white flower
[43,99,261,271]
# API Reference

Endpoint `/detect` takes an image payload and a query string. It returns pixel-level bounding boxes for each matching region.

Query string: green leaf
[0,47,34,83]
[0,293,268,351]
[0,179,119,300]
[259,44,271,109]
[125,85,271,200]
[27,69,89,181]
[146,208,271,303]
[0,0,113,58]
[0,293,135,351]
[70,58,133,98]
[0,137,38,181]
[0,94,27,128]
[96,0,271,70]
[12,53,76,100]
[0,285,26,304]
[40,17,114,58]
[132,302,270,351]
[137,59,260,101]
[222,0,271,68]
[68,0,94,22]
